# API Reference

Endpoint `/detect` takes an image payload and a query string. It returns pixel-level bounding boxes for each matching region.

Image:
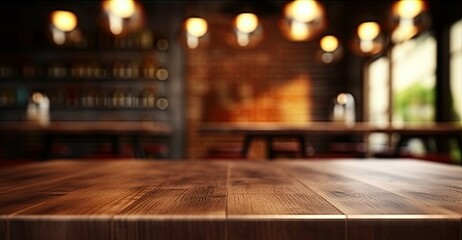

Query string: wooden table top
[0,159,461,240]
[200,121,462,135]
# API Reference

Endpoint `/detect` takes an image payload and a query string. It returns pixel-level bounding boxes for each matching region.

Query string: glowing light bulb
[320,35,339,52]
[51,11,78,32]
[235,13,259,34]
[394,0,424,19]
[105,0,135,19]
[285,0,321,22]
[357,22,380,41]
[32,92,44,104]
[336,93,349,105]
[185,17,208,38]
[289,20,310,41]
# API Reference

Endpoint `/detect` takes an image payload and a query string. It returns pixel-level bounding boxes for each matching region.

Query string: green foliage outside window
[394,83,435,123]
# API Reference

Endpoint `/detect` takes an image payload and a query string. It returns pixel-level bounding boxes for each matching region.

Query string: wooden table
[0,159,461,240]
[0,121,172,159]
[200,122,462,160]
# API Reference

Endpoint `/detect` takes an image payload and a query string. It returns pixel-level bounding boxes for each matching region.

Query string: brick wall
[186,15,345,159]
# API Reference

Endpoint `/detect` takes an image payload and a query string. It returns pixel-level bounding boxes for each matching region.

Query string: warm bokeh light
[336,93,349,105]
[102,0,144,36]
[320,35,339,52]
[391,23,419,43]
[185,17,208,38]
[108,14,123,35]
[280,0,325,42]
[185,17,208,49]
[289,21,310,41]
[321,53,334,63]
[284,0,322,22]
[105,0,135,19]
[235,13,259,34]
[51,11,78,32]
[32,92,44,104]
[357,22,380,41]
[393,0,425,19]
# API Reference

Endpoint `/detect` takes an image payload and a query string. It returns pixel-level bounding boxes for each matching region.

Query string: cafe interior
[0,0,461,164]
[0,1,462,239]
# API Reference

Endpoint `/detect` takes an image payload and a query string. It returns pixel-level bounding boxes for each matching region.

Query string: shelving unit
[0,32,171,120]
[0,2,186,159]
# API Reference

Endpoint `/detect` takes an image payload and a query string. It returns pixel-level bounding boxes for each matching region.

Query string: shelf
[0,77,168,83]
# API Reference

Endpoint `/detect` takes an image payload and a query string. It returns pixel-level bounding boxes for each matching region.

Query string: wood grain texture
[278,160,462,240]
[114,219,226,240]
[278,161,453,216]
[118,162,228,215]
[228,161,342,216]
[227,161,344,240]
[0,161,113,215]
[15,161,184,215]
[9,217,112,240]
[114,162,228,240]
[0,217,6,240]
[6,161,186,240]
[228,219,344,240]
[0,161,105,192]
[0,159,461,240]
[347,219,461,240]
[326,160,462,215]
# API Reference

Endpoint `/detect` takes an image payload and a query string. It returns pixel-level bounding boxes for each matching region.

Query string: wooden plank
[8,161,187,240]
[280,160,461,240]
[0,161,142,215]
[227,161,344,240]
[117,162,228,215]
[0,160,105,192]
[9,217,111,240]
[372,159,462,184]
[336,159,462,184]
[12,161,183,215]
[279,161,456,216]
[347,219,461,240]
[332,160,462,239]
[228,219,344,240]
[113,162,228,240]
[330,160,462,215]
[0,217,6,240]
[114,218,226,240]
[0,161,113,215]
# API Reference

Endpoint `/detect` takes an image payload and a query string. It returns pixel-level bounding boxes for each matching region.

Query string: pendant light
[280,0,326,41]
[390,0,429,43]
[101,0,144,36]
[234,13,261,47]
[50,10,82,46]
[318,35,343,63]
[351,21,386,56]
[184,17,208,49]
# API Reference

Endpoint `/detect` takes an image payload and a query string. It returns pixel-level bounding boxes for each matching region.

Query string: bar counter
[1,159,461,240]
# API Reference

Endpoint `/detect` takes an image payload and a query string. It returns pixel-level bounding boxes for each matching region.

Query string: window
[450,19,462,123]
[392,35,436,123]
[366,34,436,154]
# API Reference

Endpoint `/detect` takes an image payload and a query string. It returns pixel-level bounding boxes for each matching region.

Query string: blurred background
[0,0,461,164]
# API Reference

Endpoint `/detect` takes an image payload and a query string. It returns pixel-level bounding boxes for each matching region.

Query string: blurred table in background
[200,122,462,162]
[0,121,172,160]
